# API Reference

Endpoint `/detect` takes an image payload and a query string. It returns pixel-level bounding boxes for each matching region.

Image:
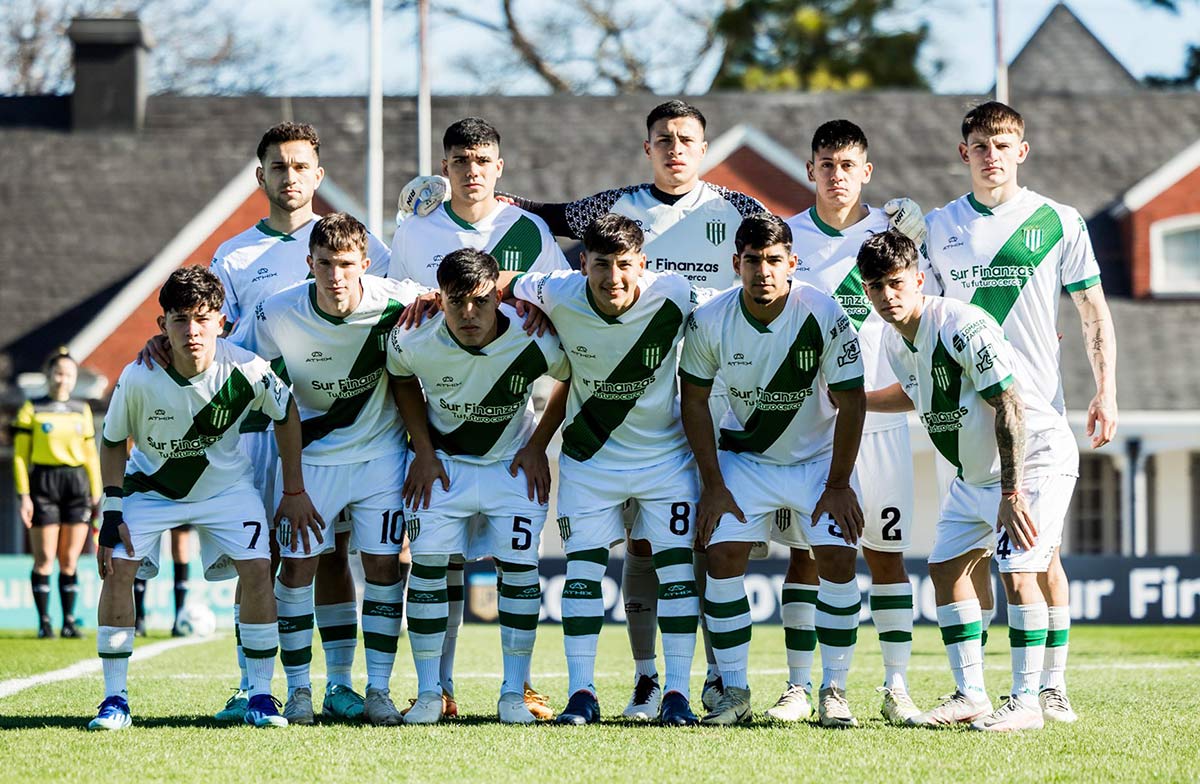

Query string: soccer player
[858,230,1078,731]
[144,122,394,722]
[234,213,419,726]
[679,213,867,728]
[90,266,319,731]
[923,102,1118,722]
[512,214,702,726]
[780,120,926,723]
[387,248,570,723]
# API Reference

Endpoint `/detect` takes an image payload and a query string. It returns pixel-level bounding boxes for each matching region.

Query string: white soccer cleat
[764,683,813,722]
[498,692,537,724]
[700,686,752,726]
[878,686,922,725]
[621,674,662,721]
[1039,687,1078,723]
[282,687,314,726]
[970,695,1045,732]
[818,686,859,728]
[87,695,132,731]
[403,691,444,725]
[908,690,992,727]
[364,687,403,726]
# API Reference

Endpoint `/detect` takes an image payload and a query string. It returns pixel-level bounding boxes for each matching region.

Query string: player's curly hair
[811,119,868,156]
[962,101,1024,142]
[443,117,501,153]
[583,213,644,256]
[646,100,706,135]
[734,212,791,254]
[256,122,320,163]
[309,212,368,256]
[159,266,225,314]
[856,230,918,281]
[437,248,499,300]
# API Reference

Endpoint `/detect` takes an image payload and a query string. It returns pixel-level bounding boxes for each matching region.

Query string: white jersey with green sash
[786,205,907,435]
[101,340,292,501]
[512,269,695,470]
[883,296,1077,486]
[679,282,864,466]
[237,276,420,465]
[924,188,1101,414]
[386,303,571,465]
[389,201,569,289]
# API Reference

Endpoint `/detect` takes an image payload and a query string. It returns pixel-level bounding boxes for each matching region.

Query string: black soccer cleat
[555,690,601,725]
[60,621,81,639]
[659,690,699,726]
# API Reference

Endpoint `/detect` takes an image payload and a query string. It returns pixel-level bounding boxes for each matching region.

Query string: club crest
[1022,227,1043,253]
[407,516,421,541]
[208,405,230,430]
[705,220,726,247]
[499,247,523,270]
[642,344,663,367]
[508,373,528,395]
[932,364,952,391]
[794,346,817,372]
[557,515,571,541]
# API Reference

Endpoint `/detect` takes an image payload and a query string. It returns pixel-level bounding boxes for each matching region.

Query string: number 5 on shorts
[512,516,532,551]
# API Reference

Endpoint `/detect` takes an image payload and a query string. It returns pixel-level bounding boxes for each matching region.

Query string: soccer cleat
[700,686,752,726]
[401,689,458,719]
[970,695,1044,732]
[523,684,555,721]
[700,674,724,712]
[403,691,444,725]
[764,683,813,722]
[322,683,366,721]
[622,674,662,721]
[134,618,146,638]
[38,620,54,639]
[282,687,315,725]
[878,686,922,725]
[60,621,82,639]
[244,694,289,728]
[88,695,132,731]
[364,687,403,726]
[498,692,537,724]
[214,689,249,722]
[555,690,601,725]
[658,690,699,726]
[1039,687,1078,724]
[908,690,993,727]
[818,686,859,728]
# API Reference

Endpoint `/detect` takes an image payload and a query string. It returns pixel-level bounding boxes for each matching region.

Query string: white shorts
[276,452,407,559]
[556,451,699,555]
[929,474,1074,573]
[239,430,279,522]
[116,484,270,581]
[857,426,915,553]
[708,451,860,551]
[406,456,547,566]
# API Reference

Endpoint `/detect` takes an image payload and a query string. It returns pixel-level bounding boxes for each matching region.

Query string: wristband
[98,509,124,548]
[1001,489,1021,497]
[281,488,306,497]
[101,496,123,514]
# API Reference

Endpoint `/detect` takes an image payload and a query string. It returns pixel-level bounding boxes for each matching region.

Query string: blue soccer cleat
[659,690,699,726]
[245,694,289,728]
[88,695,132,731]
[555,690,601,725]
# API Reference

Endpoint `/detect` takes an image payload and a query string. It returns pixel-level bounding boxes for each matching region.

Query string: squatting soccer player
[91,266,320,731]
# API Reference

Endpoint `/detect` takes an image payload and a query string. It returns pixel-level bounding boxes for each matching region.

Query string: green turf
[2,624,1198,783]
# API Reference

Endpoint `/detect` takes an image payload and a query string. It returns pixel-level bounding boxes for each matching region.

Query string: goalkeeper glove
[883,197,927,247]
[397,175,449,223]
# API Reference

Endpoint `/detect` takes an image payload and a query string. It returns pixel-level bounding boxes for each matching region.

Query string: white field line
[0,635,212,700]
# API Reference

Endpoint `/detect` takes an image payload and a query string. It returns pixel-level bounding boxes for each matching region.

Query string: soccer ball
[174,604,217,637]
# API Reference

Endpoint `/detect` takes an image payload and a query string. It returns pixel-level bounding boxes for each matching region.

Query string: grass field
[2,624,1199,783]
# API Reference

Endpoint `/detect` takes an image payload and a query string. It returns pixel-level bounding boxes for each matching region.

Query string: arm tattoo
[986,386,1025,491]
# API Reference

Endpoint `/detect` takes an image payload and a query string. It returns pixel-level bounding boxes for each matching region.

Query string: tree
[0,0,315,95]
[1142,0,1199,88]
[711,0,930,91]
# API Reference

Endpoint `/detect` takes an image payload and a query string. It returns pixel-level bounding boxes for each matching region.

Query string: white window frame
[1149,213,1200,296]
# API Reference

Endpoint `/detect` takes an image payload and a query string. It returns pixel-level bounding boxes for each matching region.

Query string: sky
[260,0,1200,96]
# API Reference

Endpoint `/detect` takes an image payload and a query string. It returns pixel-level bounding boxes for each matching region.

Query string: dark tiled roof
[3,89,1200,410]
[1008,3,1141,95]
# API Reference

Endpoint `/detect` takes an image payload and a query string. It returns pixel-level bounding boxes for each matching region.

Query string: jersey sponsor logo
[705,220,727,247]
[836,338,861,368]
[729,385,813,411]
[651,258,721,276]
[793,347,817,372]
[310,368,385,399]
[251,267,278,283]
[952,319,987,352]
[306,350,333,363]
[145,433,223,459]
[255,302,267,321]
[829,315,851,339]
[1023,227,1043,253]
[949,264,1037,288]
[835,297,870,324]
[727,352,752,367]
[920,406,969,434]
[148,409,175,422]
[438,397,524,423]
[975,344,995,373]
[589,377,655,401]
[557,515,571,541]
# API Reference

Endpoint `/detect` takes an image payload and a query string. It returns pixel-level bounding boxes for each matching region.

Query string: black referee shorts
[30,465,92,526]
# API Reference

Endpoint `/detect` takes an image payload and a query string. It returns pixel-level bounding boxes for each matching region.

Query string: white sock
[870,582,914,691]
[234,603,249,691]
[362,581,404,691]
[497,562,539,697]
[408,556,449,696]
[441,562,464,696]
[314,601,358,690]
[1041,605,1070,692]
[653,547,697,699]
[1007,602,1048,705]
[937,599,986,700]
[704,574,751,690]
[239,621,279,699]
[816,578,861,691]
[781,582,817,690]
[274,581,314,695]
[563,549,608,696]
[97,625,134,698]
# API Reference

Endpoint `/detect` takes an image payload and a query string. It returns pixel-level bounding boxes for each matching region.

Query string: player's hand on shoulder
[397,175,449,221]
[403,449,449,511]
[399,291,441,330]
[514,299,555,337]
[135,334,171,368]
[275,491,325,555]
[696,484,745,549]
[812,485,864,545]
[509,443,550,504]
[883,197,927,247]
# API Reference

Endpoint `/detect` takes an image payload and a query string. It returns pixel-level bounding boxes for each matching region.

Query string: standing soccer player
[90,266,320,731]
[387,248,570,724]
[924,102,1118,722]
[236,214,419,726]
[779,120,926,723]
[679,213,867,727]
[858,230,1077,731]
[512,214,703,726]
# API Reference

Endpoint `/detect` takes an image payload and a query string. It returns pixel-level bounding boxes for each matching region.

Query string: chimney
[67,16,153,132]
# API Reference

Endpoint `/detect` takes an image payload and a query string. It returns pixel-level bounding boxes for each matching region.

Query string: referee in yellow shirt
[13,350,100,638]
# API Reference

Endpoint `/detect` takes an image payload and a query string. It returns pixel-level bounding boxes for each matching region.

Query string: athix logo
[571,345,597,359]
[148,408,174,422]
[942,235,964,251]
[437,375,460,388]
[562,580,592,598]
[257,267,269,275]
[728,351,752,366]
[1023,227,1043,253]
[306,350,332,363]
[705,219,727,247]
